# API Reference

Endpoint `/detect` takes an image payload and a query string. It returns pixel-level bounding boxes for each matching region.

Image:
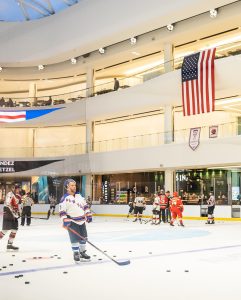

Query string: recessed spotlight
[98,48,105,54]
[0,67,3,72]
[210,9,217,18]
[166,24,174,31]
[130,37,137,45]
[38,65,44,70]
[71,58,77,64]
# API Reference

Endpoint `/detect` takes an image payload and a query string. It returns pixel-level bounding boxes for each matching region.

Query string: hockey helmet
[64,178,76,189]
[14,183,21,190]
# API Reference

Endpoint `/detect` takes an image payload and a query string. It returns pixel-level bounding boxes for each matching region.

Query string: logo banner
[189,127,201,151]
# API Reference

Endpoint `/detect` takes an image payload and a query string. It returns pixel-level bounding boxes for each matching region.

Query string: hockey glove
[63,218,71,227]
[86,213,92,223]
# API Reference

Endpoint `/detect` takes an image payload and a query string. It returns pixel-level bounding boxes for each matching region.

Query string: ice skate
[73,252,80,263]
[133,218,137,222]
[7,244,19,251]
[79,250,91,262]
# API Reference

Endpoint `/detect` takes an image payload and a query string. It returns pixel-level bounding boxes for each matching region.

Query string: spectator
[8,98,14,107]
[113,78,120,91]
[0,97,4,107]
[46,96,52,106]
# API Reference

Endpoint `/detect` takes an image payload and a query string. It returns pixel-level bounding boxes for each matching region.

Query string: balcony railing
[0,121,239,158]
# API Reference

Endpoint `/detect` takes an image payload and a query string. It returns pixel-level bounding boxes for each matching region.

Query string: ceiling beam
[21,0,48,16]
[30,0,54,14]
[17,0,30,21]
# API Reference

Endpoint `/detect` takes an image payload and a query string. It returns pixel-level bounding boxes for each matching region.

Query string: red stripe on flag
[205,49,211,113]
[0,114,26,119]
[199,51,205,114]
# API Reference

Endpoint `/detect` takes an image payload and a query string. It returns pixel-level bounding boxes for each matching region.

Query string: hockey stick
[65,226,130,266]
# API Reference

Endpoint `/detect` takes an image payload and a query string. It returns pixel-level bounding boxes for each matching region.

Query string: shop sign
[189,127,201,151]
[0,160,62,173]
[209,125,218,138]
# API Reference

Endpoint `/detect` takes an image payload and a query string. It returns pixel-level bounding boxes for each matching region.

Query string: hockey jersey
[59,193,91,225]
[4,191,20,218]
[170,197,184,211]
[134,197,146,207]
[159,195,168,209]
[207,195,215,206]
[152,196,160,211]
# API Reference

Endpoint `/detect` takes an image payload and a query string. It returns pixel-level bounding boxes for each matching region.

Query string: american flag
[181,48,216,116]
[0,111,26,123]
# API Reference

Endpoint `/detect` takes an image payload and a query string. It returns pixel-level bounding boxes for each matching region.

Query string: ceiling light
[71,58,77,64]
[0,67,2,72]
[38,65,44,70]
[166,24,174,31]
[210,9,218,18]
[130,37,137,45]
[98,48,105,54]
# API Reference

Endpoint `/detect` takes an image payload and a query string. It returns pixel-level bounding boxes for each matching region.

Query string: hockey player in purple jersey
[59,179,92,263]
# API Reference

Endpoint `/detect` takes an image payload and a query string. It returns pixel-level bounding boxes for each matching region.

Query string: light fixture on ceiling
[0,67,2,72]
[98,47,105,54]
[166,24,174,31]
[130,37,137,45]
[71,58,77,64]
[210,9,218,18]
[38,65,44,70]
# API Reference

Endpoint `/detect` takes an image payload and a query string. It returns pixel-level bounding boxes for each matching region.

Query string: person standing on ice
[206,192,215,224]
[59,179,92,263]
[133,192,146,223]
[0,184,21,251]
[170,191,184,227]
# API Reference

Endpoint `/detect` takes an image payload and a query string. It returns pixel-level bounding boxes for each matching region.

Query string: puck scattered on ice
[113,256,116,257]
[104,251,107,253]
[22,260,26,262]
[93,255,97,257]
[54,255,58,257]
[9,264,13,266]
[129,250,132,252]
[149,252,152,254]
[33,257,37,259]
[12,255,15,257]
[38,257,42,259]
[184,270,189,272]
[2,266,7,268]
[0,269,2,271]
[18,275,24,277]
[57,257,61,259]
[25,281,30,284]
[15,275,20,278]
[166,270,171,272]
[98,258,102,261]
[63,271,68,274]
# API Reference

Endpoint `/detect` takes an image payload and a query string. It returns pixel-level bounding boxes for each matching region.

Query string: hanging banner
[0,160,63,173]
[209,125,218,138]
[189,127,201,151]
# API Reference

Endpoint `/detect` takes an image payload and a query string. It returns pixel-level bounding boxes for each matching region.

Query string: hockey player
[170,191,184,227]
[206,192,215,224]
[159,191,168,223]
[133,193,146,223]
[59,179,92,263]
[127,199,134,218]
[0,184,21,251]
[49,194,57,215]
[151,194,160,224]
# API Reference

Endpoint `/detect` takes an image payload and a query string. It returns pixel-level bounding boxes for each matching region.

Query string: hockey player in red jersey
[170,191,184,227]
[159,191,168,223]
[0,184,21,251]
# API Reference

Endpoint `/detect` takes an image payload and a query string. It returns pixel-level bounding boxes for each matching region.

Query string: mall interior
[0,0,241,219]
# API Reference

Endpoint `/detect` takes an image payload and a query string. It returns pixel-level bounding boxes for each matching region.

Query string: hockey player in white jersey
[151,194,160,225]
[59,179,92,263]
[206,192,215,224]
[133,193,146,223]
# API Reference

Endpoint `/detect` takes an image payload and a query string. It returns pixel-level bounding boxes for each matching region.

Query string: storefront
[93,172,165,204]
[176,168,241,205]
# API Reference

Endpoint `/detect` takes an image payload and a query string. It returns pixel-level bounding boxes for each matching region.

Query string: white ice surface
[0,216,241,300]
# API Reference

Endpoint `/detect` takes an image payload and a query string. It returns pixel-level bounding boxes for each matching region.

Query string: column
[86,68,95,97]
[86,120,94,152]
[164,105,174,143]
[164,169,174,194]
[29,82,37,106]
[163,43,174,73]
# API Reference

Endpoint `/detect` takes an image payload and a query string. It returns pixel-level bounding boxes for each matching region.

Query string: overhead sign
[0,160,63,173]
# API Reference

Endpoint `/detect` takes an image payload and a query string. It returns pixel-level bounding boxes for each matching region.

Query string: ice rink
[1,215,241,300]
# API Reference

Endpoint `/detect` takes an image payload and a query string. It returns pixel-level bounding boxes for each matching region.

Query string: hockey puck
[38,257,42,259]
[9,264,13,266]
[2,266,7,268]
[15,275,20,278]
[57,257,61,259]
[184,270,189,273]
[0,269,2,271]
[93,255,97,257]
[166,270,171,272]
[113,255,116,257]
[18,275,24,277]
[22,260,26,262]
[149,252,152,254]
[33,257,37,259]
[12,255,15,257]
[129,250,132,252]
[25,281,30,284]
[98,258,102,261]
[63,271,68,274]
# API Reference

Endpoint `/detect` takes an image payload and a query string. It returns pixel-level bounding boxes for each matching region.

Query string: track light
[98,47,105,54]
[130,37,137,45]
[0,67,2,72]
[38,65,44,70]
[210,9,218,18]
[166,24,174,31]
[71,58,77,64]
